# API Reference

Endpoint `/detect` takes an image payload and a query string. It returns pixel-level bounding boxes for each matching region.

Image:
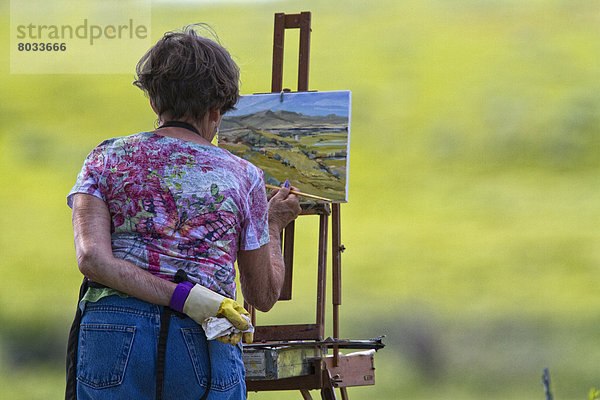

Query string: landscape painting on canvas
[219,91,351,202]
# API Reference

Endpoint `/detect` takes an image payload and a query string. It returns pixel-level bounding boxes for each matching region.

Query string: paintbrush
[265,184,334,202]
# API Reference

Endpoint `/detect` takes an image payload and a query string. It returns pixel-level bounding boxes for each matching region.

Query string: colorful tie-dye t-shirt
[67,132,269,298]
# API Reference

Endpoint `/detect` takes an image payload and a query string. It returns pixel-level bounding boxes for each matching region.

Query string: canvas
[219,90,351,203]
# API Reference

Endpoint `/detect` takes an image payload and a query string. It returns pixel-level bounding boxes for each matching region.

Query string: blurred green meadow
[1,0,599,399]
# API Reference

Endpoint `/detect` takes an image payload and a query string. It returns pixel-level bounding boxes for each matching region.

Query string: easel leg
[320,369,338,400]
[300,389,313,400]
[320,387,337,400]
[340,387,349,400]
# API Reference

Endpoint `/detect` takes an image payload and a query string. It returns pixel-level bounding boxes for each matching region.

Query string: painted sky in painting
[226,90,351,117]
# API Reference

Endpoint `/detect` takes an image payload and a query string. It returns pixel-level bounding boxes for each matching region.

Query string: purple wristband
[169,282,194,313]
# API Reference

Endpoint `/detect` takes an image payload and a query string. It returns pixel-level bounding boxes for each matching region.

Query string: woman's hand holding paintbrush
[266,180,303,232]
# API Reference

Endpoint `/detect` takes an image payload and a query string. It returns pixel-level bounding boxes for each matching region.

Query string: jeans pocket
[182,327,240,391]
[77,324,136,389]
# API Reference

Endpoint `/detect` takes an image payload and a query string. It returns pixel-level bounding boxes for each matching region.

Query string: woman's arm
[72,193,176,305]
[237,186,301,312]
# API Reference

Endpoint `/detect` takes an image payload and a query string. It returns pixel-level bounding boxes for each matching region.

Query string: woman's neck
[154,119,215,146]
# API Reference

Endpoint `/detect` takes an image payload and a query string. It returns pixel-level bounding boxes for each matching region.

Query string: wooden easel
[243,12,383,400]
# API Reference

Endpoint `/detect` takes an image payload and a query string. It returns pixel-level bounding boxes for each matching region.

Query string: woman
[66,26,301,399]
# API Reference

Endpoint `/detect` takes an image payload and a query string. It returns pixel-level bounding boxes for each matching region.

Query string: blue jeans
[76,295,246,399]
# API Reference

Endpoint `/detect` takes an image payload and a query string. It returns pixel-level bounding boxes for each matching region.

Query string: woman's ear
[208,108,222,125]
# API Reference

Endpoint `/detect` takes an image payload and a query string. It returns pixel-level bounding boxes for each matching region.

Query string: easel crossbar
[254,324,322,342]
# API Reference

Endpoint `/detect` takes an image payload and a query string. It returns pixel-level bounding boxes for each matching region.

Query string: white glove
[183,284,251,332]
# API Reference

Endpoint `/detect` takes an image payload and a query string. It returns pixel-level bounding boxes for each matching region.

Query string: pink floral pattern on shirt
[67,132,269,298]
